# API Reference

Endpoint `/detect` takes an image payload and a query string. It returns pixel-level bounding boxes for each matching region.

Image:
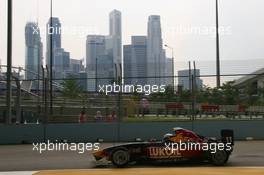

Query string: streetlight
[164,44,175,92]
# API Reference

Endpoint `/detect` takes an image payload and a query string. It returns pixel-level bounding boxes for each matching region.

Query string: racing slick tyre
[111,148,130,167]
[210,149,228,166]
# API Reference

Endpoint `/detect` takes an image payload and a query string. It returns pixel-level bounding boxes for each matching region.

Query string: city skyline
[22,9,175,91]
[6,8,264,88]
[1,0,264,68]
[1,0,264,88]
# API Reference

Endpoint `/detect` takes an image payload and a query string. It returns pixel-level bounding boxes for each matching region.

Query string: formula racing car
[93,127,234,167]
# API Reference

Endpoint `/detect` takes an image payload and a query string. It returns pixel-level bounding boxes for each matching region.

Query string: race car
[93,127,234,167]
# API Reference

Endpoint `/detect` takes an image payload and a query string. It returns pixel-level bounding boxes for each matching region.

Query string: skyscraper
[124,36,147,85]
[97,54,114,86]
[46,17,61,69]
[123,45,132,84]
[86,35,106,71]
[147,15,165,86]
[85,10,122,90]
[70,59,83,74]
[79,71,96,92]
[46,17,71,80]
[86,35,114,90]
[25,22,43,83]
[109,10,122,77]
[164,57,173,86]
[53,48,70,80]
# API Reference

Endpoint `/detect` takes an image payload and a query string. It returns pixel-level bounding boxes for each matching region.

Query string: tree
[221,81,239,105]
[61,76,83,99]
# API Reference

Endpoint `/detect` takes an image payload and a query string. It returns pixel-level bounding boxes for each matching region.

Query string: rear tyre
[111,148,130,167]
[210,150,228,166]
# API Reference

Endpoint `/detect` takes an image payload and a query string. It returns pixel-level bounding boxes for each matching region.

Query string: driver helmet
[163,133,173,141]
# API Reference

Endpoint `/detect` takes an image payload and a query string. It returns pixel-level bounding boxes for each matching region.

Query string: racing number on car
[147,147,182,159]
[225,137,233,144]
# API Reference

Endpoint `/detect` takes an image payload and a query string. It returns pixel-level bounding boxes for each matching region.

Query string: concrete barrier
[0,124,44,144]
[0,120,264,144]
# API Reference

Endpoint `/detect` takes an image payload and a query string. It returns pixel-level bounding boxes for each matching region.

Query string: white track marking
[0,171,38,175]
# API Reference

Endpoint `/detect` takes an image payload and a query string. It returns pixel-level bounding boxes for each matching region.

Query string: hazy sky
[0,0,264,77]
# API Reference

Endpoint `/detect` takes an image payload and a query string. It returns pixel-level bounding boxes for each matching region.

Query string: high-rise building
[178,69,203,90]
[161,49,166,85]
[79,71,96,92]
[53,48,70,79]
[86,35,106,71]
[96,54,114,86]
[164,57,173,86]
[70,59,83,74]
[123,45,132,84]
[124,36,147,85]
[46,17,61,70]
[109,9,122,65]
[85,10,121,89]
[25,22,43,83]
[86,35,114,90]
[147,15,165,86]
[46,17,72,80]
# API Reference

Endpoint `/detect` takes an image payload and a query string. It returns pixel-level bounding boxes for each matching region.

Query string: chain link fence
[1,60,264,124]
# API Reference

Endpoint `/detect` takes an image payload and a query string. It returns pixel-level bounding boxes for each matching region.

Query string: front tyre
[210,150,228,166]
[111,148,130,167]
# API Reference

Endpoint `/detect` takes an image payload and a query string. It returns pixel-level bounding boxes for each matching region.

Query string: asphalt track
[0,141,264,173]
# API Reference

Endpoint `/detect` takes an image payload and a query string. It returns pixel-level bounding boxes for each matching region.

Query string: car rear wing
[221,129,234,146]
